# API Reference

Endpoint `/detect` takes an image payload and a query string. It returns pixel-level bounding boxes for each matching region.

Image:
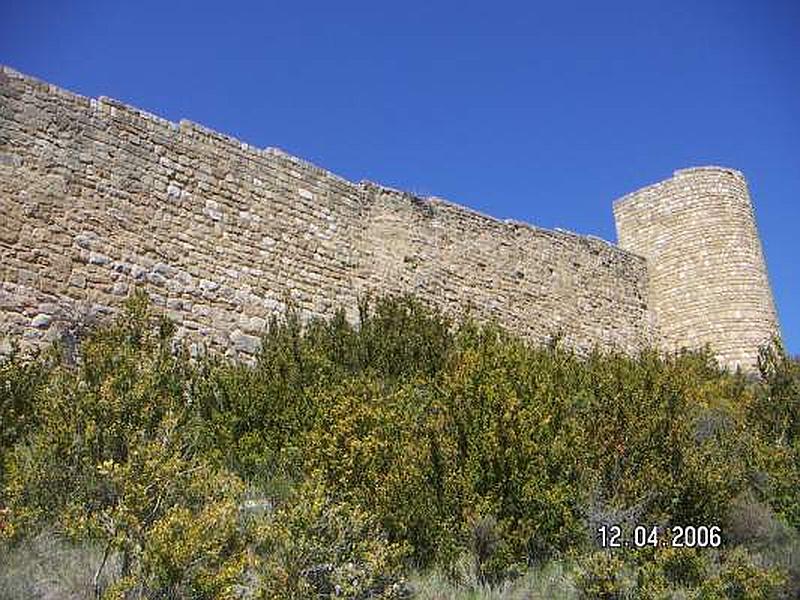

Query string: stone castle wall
[0,66,655,359]
[614,167,780,371]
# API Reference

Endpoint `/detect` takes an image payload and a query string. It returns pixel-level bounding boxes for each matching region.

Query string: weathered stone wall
[357,185,653,354]
[0,66,655,359]
[614,167,780,371]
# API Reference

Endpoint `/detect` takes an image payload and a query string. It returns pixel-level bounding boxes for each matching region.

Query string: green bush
[752,342,800,529]
[698,547,786,600]
[657,547,708,589]
[0,345,50,507]
[253,479,409,599]
[575,551,630,599]
[2,291,249,597]
[1,291,798,596]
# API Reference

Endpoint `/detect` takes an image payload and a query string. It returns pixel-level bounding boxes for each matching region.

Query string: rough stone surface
[0,66,780,369]
[30,314,52,329]
[614,167,781,371]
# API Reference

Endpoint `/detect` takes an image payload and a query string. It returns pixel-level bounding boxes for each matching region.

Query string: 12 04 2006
[597,525,722,549]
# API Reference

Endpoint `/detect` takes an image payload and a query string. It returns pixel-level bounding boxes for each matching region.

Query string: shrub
[698,547,787,600]
[575,551,630,600]
[654,547,708,589]
[2,291,250,596]
[253,479,410,599]
[752,342,800,529]
[726,492,785,549]
[3,292,799,596]
[0,346,50,508]
[107,498,248,599]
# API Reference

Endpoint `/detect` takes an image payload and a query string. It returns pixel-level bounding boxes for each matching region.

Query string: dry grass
[409,556,579,600]
[0,531,118,600]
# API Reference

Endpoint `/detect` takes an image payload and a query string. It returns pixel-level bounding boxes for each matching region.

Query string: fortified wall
[0,67,780,370]
[614,168,780,370]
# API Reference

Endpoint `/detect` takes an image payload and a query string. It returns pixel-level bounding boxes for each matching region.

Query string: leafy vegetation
[1,290,798,598]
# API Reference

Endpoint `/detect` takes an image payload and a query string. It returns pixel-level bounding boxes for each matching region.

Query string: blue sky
[2,0,798,355]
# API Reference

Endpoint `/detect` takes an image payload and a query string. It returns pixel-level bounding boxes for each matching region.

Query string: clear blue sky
[2,0,798,355]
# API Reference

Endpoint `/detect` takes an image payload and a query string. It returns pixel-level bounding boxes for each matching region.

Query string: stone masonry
[0,66,780,370]
[614,167,780,370]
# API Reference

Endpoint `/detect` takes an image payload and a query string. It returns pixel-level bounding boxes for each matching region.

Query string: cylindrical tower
[613,166,780,372]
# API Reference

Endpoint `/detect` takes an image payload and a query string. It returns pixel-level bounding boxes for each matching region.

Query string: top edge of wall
[360,181,621,250]
[613,165,747,212]
[673,166,745,179]
[0,64,354,186]
[1,63,636,259]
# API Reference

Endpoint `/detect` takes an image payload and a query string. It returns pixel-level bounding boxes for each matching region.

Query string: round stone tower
[613,166,780,372]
